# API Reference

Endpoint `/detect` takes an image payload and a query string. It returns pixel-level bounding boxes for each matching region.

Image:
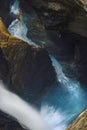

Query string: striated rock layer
[66,109,87,130]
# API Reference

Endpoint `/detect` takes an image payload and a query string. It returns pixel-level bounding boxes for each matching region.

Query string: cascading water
[0,82,50,130]
[6,0,87,130]
[8,0,37,46]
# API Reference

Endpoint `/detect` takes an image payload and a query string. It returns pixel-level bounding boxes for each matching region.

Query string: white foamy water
[8,0,37,46]
[42,55,85,129]
[0,82,50,130]
[10,0,20,15]
[8,18,37,45]
[50,55,71,85]
[7,1,86,130]
[50,55,80,90]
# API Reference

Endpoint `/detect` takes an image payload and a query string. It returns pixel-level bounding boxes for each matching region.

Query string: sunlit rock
[66,109,87,130]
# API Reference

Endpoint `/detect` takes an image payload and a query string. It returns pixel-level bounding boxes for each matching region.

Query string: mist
[40,105,68,130]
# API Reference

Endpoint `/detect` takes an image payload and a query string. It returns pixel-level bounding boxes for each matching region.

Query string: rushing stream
[5,0,87,130]
[8,0,37,46]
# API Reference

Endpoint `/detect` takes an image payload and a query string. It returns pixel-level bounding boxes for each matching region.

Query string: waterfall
[8,18,37,45]
[39,55,86,130]
[50,55,85,108]
[0,82,50,130]
[50,55,79,89]
[50,55,68,84]
[6,1,87,130]
[8,0,37,46]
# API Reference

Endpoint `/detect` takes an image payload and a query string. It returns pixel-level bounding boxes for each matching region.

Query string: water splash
[0,82,50,130]
[8,18,36,45]
[39,84,85,130]
[40,105,67,130]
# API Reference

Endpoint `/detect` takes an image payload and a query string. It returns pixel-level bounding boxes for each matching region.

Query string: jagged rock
[66,109,87,130]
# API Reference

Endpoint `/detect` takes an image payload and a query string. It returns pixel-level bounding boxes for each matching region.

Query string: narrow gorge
[0,0,87,130]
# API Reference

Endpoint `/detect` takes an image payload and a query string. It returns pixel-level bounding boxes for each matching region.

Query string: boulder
[66,109,87,130]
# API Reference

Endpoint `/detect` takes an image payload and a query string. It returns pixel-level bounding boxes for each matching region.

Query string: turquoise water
[40,56,86,130]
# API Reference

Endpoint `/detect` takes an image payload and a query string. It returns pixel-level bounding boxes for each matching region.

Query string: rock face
[0,17,56,129]
[0,17,56,101]
[0,0,87,37]
[0,116,23,130]
[66,109,87,130]
[22,0,87,65]
[27,0,87,34]
[0,0,87,63]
